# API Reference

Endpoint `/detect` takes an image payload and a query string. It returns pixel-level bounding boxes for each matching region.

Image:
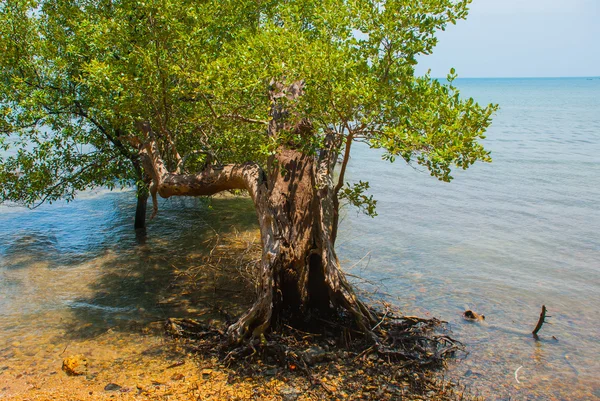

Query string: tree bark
[225,145,375,342]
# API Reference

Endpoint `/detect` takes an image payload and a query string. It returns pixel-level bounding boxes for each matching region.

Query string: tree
[0,0,497,342]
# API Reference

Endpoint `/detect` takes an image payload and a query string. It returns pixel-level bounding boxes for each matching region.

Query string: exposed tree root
[166,310,462,368]
[225,285,274,343]
[162,229,474,399]
[164,307,470,400]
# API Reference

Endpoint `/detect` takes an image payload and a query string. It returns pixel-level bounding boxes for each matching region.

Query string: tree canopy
[1,0,498,342]
[0,0,496,211]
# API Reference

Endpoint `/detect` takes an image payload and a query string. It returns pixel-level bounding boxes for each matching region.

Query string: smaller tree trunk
[132,161,149,230]
[134,189,148,230]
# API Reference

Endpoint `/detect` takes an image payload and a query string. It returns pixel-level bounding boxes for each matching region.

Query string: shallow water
[338,77,600,400]
[1,78,599,399]
[0,194,259,397]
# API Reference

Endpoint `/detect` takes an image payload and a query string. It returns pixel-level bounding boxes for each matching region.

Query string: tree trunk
[133,161,149,230]
[225,145,375,342]
[134,189,148,230]
[131,83,376,343]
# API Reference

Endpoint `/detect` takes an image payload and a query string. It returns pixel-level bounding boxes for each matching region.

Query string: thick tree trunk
[226,145,375,342]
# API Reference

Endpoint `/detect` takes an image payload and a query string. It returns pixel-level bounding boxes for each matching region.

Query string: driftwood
[462,310,485,321]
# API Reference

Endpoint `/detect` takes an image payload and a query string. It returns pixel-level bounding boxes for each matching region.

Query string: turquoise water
[1,77,599,399]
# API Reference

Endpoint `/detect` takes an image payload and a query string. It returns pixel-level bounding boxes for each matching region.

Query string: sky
[415,0,600,78]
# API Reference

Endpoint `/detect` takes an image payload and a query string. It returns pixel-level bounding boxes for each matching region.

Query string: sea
[1,77,599,399]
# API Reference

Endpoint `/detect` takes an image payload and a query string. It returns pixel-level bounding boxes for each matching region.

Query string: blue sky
[415,0,600,78]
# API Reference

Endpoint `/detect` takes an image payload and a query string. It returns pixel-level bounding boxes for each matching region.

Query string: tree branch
[29,158,114,209]
[73,103,137,162]
[330,101,355,194]
[335,131,353,194]
[219,114,269,125]
[133,121,265,218]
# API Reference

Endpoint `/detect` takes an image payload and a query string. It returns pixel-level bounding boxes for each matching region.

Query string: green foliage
[0,0,496,210]
[339,181,378,218]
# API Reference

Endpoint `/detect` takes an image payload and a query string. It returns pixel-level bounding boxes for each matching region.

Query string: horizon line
[432,75,600,79]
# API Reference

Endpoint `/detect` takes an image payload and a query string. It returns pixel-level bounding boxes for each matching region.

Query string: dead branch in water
[532,305,550,338]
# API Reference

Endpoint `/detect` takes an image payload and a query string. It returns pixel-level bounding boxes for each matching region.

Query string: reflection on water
[1,193,259,325]
[1,78,599,400]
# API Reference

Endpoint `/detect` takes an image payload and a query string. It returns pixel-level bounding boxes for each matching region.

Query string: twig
[353,345,375,362]
[283,324,320,338]
[345,251,372,271]
[514,365,523,383]
[372,309,389,331]
[201,93,267,125]
[532,305,548,337]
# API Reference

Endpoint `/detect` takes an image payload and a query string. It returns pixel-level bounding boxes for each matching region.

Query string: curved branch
[154,163,264,199]
[133,123,283,343]
[133,121,266,210]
